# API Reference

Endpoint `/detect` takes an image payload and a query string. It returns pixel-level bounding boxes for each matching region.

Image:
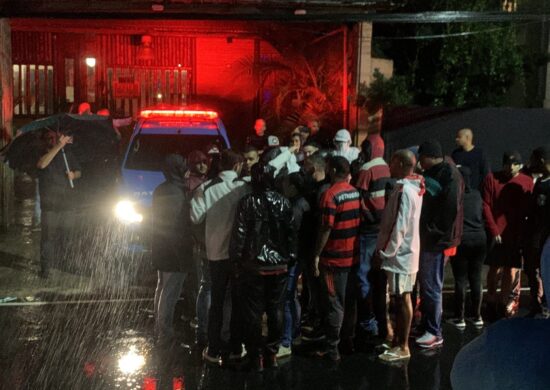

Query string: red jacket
[482,171,533,241]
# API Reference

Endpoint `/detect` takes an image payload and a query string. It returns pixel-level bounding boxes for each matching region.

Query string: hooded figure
[186,150,209,193]
[331,129,360,163]
[152,154,192,273]
[152,154,194,346]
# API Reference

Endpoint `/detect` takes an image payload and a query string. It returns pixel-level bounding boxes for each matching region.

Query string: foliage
[232,34,344,133]
[374,0,528,108]
[429,23,524,107]
[358,69,413,110]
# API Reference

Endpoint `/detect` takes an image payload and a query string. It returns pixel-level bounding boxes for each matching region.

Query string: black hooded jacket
[230,189,297,275]
[420,160,464,252]
[152,154,193,272]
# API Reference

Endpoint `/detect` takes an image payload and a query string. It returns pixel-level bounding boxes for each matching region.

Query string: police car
[114,105,230,252]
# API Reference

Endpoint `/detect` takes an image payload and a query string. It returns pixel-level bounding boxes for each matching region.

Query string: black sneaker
[202,348,221,365]
[264,354,278,368]
[243,355,263,372]
[313,349,341,363]
[446,318,466,330]
[338,338,355,355]
[302,327,325,342]
[466,317,484,328]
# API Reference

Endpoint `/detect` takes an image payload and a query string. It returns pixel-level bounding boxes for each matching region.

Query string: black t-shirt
[462,189,486,245]
[451,147,490,190]
[300,177,330,259]
[38,148,81,211]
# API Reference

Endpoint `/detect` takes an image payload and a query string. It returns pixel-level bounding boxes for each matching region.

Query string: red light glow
[143,377,157,390]
[140,109,218,120]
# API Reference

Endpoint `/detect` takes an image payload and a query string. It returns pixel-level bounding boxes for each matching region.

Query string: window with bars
[13,64,55,116]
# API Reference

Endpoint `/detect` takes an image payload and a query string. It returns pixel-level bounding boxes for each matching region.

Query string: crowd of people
[151,119,550,370]
[33,108,541,371]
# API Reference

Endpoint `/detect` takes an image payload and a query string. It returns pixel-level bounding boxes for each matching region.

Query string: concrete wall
[355,22,393,145]
[0,19,14,230]
[371,57,393,81]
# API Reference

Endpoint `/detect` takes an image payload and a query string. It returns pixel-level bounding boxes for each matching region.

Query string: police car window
[125,134,224,171]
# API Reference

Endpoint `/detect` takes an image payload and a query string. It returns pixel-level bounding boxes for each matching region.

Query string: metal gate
[106,67,189,117]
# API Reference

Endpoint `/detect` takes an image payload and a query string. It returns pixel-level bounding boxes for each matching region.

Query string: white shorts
[386,271,417,295]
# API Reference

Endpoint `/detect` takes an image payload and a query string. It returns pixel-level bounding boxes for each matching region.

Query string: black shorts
[485,240,522,268]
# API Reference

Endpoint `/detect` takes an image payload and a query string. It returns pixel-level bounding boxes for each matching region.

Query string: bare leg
[385,289,395,344]
[500,267,516,304]
[397,293,413,354]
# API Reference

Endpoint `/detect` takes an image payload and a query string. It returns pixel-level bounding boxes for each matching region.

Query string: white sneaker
[416,332,443,349]
[276,345,292,358]
[446,318,466,330]
[467,317,484,328]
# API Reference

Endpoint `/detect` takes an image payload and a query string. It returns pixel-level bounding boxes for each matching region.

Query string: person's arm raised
[36,135,73,170]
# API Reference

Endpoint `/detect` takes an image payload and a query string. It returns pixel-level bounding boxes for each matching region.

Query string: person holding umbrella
[36,130,81,278]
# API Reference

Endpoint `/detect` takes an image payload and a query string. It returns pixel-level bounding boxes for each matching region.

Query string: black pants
[240,272,287,358]
[40,210,71,275]
[207,260,242,356]
[450,240,486,319]
[319,266,357,358]
[301,255,322,324]
[523,246,545,312]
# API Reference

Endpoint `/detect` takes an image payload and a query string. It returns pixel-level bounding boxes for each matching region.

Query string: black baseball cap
[502,151,522,165]
[418,139,443,158]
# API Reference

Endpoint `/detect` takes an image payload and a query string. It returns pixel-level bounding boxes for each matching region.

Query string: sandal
[374,341,392,354]
[378,347,411,362]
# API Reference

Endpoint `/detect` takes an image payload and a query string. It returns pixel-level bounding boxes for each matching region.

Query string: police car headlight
[114,200,143,224]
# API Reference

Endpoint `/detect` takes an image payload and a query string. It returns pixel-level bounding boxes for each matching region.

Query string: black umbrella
[3,114,120,190]
[57,114,119,165]
[1,129,48,176]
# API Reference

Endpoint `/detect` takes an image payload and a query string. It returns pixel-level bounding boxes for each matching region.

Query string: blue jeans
[154,271,187,343]
[196,257,211,347]
[356,233,378,334]
[419,251,445,337]
[282,264,301,347]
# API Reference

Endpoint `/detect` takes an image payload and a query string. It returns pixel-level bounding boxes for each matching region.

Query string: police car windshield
[125,134,224,171]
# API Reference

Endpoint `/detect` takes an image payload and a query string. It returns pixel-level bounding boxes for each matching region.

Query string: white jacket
[268,147,301,176]
[331,146,360,163]
[376,176,424,275]
[190,170,250,261]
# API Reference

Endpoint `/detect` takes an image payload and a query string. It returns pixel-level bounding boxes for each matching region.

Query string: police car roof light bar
[139,109,218,120]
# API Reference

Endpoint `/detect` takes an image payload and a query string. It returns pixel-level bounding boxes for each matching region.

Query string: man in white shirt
[191,150,250,364]
[375,149,424,362]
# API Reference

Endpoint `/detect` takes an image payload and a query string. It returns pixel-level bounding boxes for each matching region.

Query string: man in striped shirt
[313,156,361,362]
[354,137,394,342]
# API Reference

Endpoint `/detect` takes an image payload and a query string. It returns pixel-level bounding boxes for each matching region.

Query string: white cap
[207,146,220,155]
[334,129,351,142]
[268,135,280,146]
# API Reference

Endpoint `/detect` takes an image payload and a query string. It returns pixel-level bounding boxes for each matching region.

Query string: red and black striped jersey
[319,181,361,268]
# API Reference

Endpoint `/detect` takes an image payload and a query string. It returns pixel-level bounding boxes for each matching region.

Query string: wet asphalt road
[0,299,483,390]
